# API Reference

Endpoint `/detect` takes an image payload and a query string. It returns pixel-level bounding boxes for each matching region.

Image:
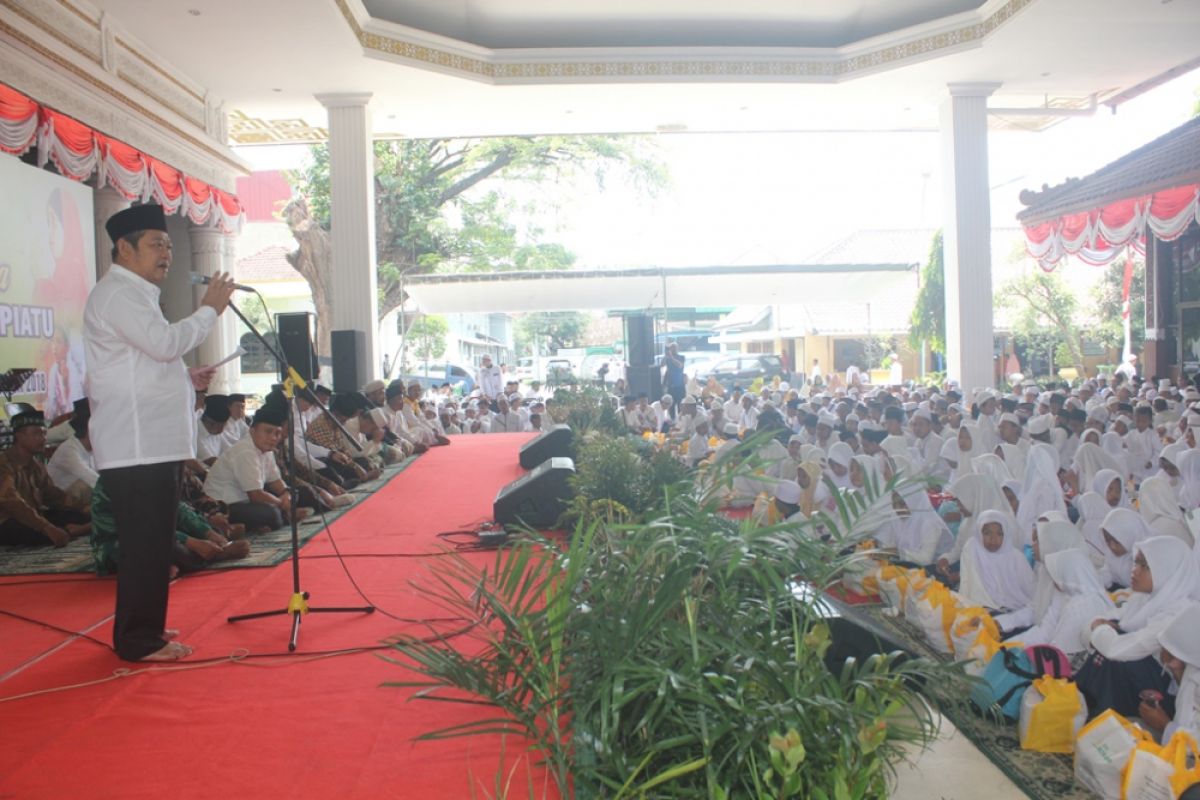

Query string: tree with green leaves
[284,136,665,353]
[514,311,591,356]
[406,314,448,372]
[908,230,945,355]
[998,270,1086,376]
[1091,257,1145,357]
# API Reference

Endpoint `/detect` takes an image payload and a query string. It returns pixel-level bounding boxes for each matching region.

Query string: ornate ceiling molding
[227,110,328,145]
[338,0,1034,85]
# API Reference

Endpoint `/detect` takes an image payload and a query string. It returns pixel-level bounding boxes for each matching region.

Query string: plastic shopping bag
[1074,710,1151,799]
[1122,730,1200,800]
[1018,677,1087,754]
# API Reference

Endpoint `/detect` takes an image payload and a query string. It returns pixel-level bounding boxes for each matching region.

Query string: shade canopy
[1019,116,1200,269]
[402,263,917,314]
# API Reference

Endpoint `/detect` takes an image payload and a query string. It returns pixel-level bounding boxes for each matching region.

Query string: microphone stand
[222,300,373,650]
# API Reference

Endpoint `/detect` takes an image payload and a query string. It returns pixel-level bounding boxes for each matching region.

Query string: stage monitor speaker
[276,312,319,383]
[519,424,573,470]
[626,364,661,401]
[331,329,367,393]
[493,457,575,528]
[626,313,656,367]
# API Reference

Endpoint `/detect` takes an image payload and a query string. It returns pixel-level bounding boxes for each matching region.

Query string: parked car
[399,362,475,394]
[699,354,787,389]
[545,358,576,384]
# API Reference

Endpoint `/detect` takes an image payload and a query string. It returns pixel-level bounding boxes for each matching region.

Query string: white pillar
[188,222,234,391]
[316,92,379,382]
[940,82,1000,391]
[218,234,241,393]
[92,185,130,281]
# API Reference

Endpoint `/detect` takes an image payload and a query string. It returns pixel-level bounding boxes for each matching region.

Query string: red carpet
[0,434,557,800]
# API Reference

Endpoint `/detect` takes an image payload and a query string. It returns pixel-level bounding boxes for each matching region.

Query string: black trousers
[0,508,89,546]
[103,461,183,661]
[228,501,284,531]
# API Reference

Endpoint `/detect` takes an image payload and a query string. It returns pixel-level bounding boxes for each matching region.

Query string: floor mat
[0,458,418,577]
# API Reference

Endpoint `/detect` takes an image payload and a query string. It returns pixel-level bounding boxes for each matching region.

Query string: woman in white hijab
[1014,548,1116,655]
[874,483,954,568]
[1016,443,1067,549]
[995,518,1087,633]
[1178,449,1200,511]
[1100,431,1128,477]
[848,453,885,501]
[996,442,1027,483]
[1138,474,1193,546]
[1155,442,1187,499]
[939,473,1014,572]
[1140,603,1200,745]
[825,442,855,491]
[1098,507,1154,589]
[959,509,1035,612]
[1078,537,1200,717]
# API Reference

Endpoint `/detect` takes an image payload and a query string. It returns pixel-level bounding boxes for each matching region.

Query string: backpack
[970,644,1073,721]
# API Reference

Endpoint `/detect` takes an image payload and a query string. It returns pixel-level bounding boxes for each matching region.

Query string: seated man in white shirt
[686,417,712,467]
[196,394,233,465]
[488,395,523,433]
[203,403,309,532]
[223,393,251,445]
[47,398,99,505]
[650,394,674,434]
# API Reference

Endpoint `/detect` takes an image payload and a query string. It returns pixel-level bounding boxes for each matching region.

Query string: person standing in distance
[477,354,503,412]
[84,205,236,662]
[662,342,686,419]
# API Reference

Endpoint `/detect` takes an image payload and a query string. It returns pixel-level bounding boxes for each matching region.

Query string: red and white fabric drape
[0,83,243,233]
[1024,184,1200,270]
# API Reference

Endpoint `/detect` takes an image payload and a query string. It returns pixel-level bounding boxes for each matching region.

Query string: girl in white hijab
[1015,548,1116,655]
[996,518,1088,633]
[874,483,954,568]
[971,453,1013,486]
[997,442,1027,483]
[1141,603,1200,745]
[1138,474,1193,546]
[1099,508,1154,589]
[1178,449,1200,511]
[1078,537,1200,717]
[959,509,1035,612]
[940,473,1014,569]
[1100,431,1127,473]
[1072,443,1125,494]
[849,453,885,501]
[1016,444,1067,548]
[825,442,854,491]
[948,423,987,483]
[1155,442,1187,499]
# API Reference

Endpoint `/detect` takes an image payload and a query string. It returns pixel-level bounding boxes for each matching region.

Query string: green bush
[387,458,965,799]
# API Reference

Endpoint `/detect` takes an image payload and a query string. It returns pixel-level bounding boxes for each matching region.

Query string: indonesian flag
[1121,258,1133,365]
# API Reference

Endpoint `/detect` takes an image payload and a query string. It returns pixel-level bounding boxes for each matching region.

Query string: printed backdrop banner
[0,156,96,420]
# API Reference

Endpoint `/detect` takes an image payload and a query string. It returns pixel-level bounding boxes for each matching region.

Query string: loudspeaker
[493,457,575,528]
[519,424,572,470]
[331,329,367,393]
[626,313,656,367]
[626,364,661,401]
[276,312,319,383]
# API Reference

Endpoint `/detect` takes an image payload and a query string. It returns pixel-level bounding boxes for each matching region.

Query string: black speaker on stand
[626,313,656,368]
[276,312,319,383]
[331,329,367,393]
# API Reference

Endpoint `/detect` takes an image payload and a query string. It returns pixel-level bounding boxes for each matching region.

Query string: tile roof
[235,245,304,282]
[1017,115,1200,225]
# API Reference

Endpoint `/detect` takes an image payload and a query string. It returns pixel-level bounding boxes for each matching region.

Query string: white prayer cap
[1027,414,1052,435]
[681,395,697,405]
[912,409,933,422]
[1187,413,1200,429]
[902,402,917,412]
[779,382,790,391]
[947,403,965,414]
[999,412,1021,426]
[774,480,802,504]
[1159,379,1172,391]
[1115,415,1133,427]
[1087,407,1109,423]
[723,423,740,435]
[661,394,673,403]
[846,413,860,423]
[788,434,804,444]
[817,410,837,426]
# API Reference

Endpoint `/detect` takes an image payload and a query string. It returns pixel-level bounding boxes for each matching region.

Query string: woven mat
[0,459,417,577]
[845,602,1093,800]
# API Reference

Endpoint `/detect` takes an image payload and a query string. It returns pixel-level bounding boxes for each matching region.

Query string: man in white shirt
[488,395,523,433]
[84,204,235,662]
[650,394,675,434]
[46,398,99,505]
[204,403,303,532]
[1126,405,1163,480]
[223,393,251,445]
[476,354,503,407]
[196,394,232,464]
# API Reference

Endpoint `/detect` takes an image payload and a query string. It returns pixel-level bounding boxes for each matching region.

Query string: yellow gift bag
[951,607,1000,665]
[1122,730,1200,800]
[1018,676,1086,754]
[1076,710,1153,799]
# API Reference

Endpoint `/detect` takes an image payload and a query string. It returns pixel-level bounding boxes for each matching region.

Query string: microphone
[189,273,255,292]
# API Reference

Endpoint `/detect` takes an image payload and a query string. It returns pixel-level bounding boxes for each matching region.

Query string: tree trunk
[283,197,334,357]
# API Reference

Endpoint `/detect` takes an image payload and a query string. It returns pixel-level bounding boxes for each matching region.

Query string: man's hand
[44,525,70,548]
[189,365,218,391]
[200,271,237,314]
[330,451,351,466]
[185,538,223,560]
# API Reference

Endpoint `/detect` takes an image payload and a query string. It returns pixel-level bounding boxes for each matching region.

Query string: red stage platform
[0,433,556,800]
